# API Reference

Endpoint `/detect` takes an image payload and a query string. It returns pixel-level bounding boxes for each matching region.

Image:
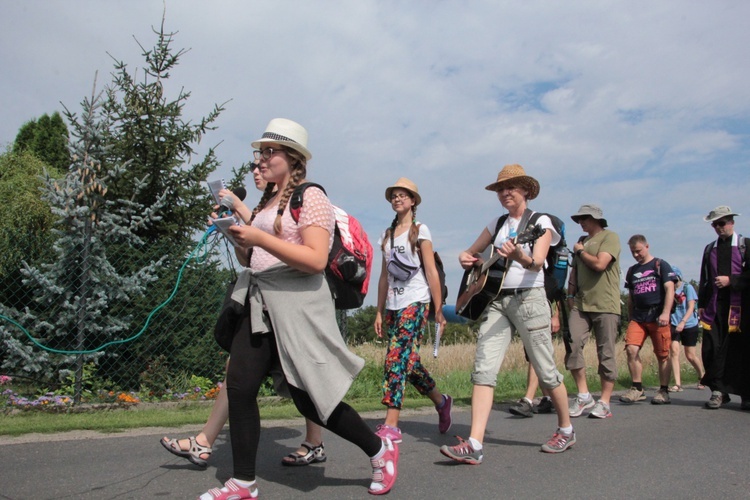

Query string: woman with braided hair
[197,119,399,500]
[161,161,328,469]
[373,178,451,445]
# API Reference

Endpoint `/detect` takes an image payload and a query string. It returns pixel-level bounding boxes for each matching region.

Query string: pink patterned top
[249,186,335,271]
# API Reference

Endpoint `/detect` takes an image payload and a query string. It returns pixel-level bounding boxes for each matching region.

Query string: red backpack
[290,183,373,309]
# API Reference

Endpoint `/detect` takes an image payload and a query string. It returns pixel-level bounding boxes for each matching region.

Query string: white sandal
[160,436,212,467]
[280,441,326,466]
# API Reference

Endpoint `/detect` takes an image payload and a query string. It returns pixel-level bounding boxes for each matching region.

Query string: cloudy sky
[2,1,748,306]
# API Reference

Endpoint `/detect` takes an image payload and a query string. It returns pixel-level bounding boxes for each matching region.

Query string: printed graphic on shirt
[625,258,676,322]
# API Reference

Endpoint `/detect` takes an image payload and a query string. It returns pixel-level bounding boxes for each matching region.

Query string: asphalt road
[1,386,749,499]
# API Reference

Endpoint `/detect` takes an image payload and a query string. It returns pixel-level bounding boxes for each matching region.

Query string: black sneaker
[533,397,554,414]
[509,398,533,418]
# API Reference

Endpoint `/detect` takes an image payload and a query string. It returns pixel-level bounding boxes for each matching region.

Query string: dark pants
[701,300,748,397]
[226,327,381,481]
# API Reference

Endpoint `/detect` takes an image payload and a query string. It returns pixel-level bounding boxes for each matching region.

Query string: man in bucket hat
[565,204,622,419]
[698,205,750,410]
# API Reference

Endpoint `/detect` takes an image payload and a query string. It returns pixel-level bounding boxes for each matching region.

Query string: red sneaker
[198,478,258,499]
[368,437,399,495]
[375,423,403,444]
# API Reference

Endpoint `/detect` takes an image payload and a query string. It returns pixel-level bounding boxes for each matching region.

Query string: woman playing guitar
[439,164,577,465]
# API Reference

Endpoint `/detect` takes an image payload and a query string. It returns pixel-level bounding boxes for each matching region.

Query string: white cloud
[1,0,748,302]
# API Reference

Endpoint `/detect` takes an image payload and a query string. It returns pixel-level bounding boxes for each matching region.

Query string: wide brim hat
[571,204,608,228]
[704,205,740,222]
[251,118,312,160]
[484,164,540,200]
[385,177,421,206]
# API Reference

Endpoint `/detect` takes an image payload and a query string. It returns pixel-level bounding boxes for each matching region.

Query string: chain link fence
[0,232,238,404]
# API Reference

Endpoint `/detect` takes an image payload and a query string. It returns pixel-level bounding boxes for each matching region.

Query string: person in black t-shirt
[620,234,677,405]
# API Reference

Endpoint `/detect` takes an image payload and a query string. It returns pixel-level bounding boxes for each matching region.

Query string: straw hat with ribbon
[251,118,312,161]
[484,164,540,200]
[385,177,421,206]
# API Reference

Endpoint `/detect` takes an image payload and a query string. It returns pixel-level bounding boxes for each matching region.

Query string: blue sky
[2,1,748,306]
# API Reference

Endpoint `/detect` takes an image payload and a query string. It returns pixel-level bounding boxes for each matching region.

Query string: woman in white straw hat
[161,160,329,470]
[440,164,575,465]
[198,118,399,499]
[373,177,452,444]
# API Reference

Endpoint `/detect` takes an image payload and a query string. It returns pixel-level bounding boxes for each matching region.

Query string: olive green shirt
[573,229,622,314]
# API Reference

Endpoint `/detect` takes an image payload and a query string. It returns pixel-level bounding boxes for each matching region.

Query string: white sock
[232,479,255,488]
[199,479,256,500]
[371,441,386,459]
[523,397,533,405]
[468,437,483,450]
[559,425,573,435]
[577,392,591,401]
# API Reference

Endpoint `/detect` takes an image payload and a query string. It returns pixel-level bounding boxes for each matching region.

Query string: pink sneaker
[437,394,453,434]
[198,478,258,500]
[368,437,399,495]
[375,423,403,443]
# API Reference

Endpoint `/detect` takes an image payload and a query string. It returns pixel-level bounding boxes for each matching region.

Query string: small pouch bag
[386,230,420,282]
[387,248,420,282]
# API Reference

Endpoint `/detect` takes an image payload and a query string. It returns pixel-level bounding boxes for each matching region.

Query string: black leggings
[226,326,381,481]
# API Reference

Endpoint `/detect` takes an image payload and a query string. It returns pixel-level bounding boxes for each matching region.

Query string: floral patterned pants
[382,302,436,409]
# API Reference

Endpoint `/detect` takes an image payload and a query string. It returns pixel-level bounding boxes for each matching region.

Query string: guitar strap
[493,209,534,243]
[489,209,534,274]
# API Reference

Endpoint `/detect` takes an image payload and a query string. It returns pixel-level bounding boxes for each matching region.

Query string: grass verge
[1,340,699,437]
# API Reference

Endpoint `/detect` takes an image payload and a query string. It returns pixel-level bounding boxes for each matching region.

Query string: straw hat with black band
[251,118,312,161]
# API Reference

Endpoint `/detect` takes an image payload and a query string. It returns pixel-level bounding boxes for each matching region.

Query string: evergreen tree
[101,18,233,245]
[13,112,71,172]
[0,81,165,403]
[91,17,248,390]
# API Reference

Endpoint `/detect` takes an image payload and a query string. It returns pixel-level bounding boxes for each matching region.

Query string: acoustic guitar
[455,224,545,320]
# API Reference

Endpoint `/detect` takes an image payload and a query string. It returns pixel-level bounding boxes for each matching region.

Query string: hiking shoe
[651,388,671,405]
[588,400,613,419]
[568,395,595,417]
[375,424,403,444]
[705,391,729,409]
[619,387,645,404]
[509,398,534,418]
[198,478,258,500]
[369,437,399,495]
[534,396,554,414]
[440,436,483,465]
[437,394,453,434]
[540,429,576,453]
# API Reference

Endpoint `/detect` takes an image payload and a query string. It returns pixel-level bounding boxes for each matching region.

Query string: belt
[497,287,535,296]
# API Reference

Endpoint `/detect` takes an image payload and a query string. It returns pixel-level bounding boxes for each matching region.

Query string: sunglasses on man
[712,219,733,228]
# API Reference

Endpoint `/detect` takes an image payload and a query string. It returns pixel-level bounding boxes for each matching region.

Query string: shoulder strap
[528,211,541,226]
[290,182,326,224]
[493,214,508,242]
[493,209,534,241]
[517,208,534,235]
